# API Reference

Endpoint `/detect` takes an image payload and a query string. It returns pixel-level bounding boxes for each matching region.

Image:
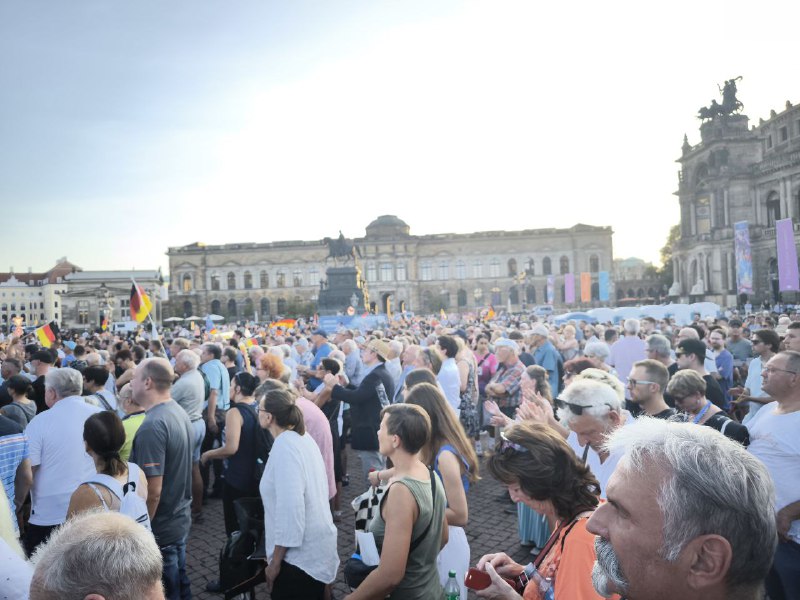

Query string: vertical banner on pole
[734,221,753,294]
[580,273,591,302]
[565,274,575,304]
[546,276,554,305]
[599,271,610,301]
[776,218,800,292]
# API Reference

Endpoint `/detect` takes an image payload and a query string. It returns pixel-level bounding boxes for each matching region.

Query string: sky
[1,0,799,275]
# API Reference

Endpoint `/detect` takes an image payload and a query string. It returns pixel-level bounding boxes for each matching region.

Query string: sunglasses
[627,378,656,387]
[499,431,530,453]
[554,398,613,415]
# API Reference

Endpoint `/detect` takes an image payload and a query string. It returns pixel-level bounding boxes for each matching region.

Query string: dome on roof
[365,215,410,238]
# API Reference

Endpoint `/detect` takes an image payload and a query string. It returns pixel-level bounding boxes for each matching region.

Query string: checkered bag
[351,484,386,533]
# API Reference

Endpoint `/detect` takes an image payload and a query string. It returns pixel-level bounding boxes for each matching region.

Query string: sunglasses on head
[554,397,613,415]
[499,431,530,454]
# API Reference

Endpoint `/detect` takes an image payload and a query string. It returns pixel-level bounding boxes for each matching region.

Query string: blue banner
[598,271,610,301]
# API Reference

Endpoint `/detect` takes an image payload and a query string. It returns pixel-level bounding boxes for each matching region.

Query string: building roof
[0,259,82,286]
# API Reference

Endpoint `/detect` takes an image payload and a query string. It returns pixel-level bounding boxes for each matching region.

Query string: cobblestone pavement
[187,448,528,599]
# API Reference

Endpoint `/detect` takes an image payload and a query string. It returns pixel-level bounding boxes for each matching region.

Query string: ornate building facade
[167,216,614,319]
[672,89,800,306]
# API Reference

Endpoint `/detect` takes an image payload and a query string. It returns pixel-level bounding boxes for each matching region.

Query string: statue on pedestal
[690,278,705,296]
[668,281,681,297]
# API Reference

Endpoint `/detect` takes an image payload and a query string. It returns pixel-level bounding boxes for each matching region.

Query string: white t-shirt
[437,358,462,412]
[747,402,800,544]
[26,395,102,526]
[567,411,634,498]
[742,356,768,423]
[260,430,339,584]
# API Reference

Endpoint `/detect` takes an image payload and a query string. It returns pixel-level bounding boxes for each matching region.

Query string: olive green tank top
[369,475,446,600]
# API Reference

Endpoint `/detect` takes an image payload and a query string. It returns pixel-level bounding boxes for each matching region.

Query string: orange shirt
[523,517,619,600]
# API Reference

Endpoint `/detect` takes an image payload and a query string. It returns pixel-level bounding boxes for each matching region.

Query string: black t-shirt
[651,407,678,420]
[519,352,535,367]
[0,382,12,408]
[703,375,725,409]
[32,375,48,413]
[704,413,749,446]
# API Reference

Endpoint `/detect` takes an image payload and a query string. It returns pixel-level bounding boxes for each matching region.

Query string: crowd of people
[0,307,797,599]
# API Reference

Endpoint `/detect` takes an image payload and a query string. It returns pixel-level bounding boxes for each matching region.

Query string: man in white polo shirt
[23,368,101,556]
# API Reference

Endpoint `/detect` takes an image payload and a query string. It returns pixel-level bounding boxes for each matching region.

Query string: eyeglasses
[554,398,613,415]
[675,352,685,357]
[627,378,656,387]
[762,366,798,376]
[499,431,530,453]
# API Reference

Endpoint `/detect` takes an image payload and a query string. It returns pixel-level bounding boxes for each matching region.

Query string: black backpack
[218,498,265,599]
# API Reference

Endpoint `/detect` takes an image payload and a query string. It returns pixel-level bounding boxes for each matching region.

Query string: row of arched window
[180,269,320,293]
[416,255,601,282]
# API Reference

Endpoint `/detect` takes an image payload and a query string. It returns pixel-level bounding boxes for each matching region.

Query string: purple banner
[776,218,800,292]
[546,275,554,305]
[564,273,575,304]
[734,221,753,294]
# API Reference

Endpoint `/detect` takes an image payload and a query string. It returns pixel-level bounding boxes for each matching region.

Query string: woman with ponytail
[257,384,339,599]
[66,411,150,527]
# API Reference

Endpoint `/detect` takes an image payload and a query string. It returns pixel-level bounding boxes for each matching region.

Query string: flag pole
[131,277,159,340]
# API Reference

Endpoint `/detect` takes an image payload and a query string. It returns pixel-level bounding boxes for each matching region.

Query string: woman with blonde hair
[552,324,579,362]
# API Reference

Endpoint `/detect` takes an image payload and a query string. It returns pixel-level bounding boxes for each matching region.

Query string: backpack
[90,392,115,412]
[233,404,274,490]
[84,462,152,530]
[219,498,265,598]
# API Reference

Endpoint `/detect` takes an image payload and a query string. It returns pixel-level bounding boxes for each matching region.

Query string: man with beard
[587,418,777,600]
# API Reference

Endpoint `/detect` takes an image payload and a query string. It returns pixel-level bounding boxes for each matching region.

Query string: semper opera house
[167,215,613,319]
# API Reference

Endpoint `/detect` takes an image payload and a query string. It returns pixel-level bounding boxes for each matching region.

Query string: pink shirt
[296,397,336,499]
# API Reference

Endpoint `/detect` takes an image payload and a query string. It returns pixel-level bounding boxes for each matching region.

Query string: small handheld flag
[206,315,218,335]
[35,321,60,348]
[130,284,153,323]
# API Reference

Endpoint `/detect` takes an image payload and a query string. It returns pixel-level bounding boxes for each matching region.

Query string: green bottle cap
[449,570,456,577]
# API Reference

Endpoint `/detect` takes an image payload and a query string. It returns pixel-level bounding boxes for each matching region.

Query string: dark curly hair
[487,422,599,520]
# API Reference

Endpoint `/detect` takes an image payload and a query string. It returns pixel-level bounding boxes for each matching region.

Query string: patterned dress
[458,360,480,438]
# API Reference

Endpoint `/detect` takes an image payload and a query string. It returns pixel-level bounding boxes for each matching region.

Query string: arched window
[276,297,287,314]
[308,268,319,287]
[260,271,269,288]
[396,263,407,281]
[380,264,393,282]
[276,271,286,288]
[455,261,466,279]
[420,262,432,281]
[243,271,253,289]
[472,260,483,279]
[366,264,377,282]
[260,298,270,318]
[591,282,600,300]
[457,289,467,307]
[766,191,781,227]
[227,272,236,290]
[182,301,192,316]
[439,261,448,280]
[507,258,517,277]
[293,270,303,287]
[509,287,519,304]
[227,299,238,317]
[77,300,90,325]
[182,274,192,293]
[524,258,535,276]
[490,259,500,278]
[589,254,600,273]
[210,299,221,314]
[526,285,536,303]
[543,257,552,276]
[210,274,220,291]
[559,256,570,275]
[243,298,254,318]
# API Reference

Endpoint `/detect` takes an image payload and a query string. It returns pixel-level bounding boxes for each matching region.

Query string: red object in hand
[464,568,492,591]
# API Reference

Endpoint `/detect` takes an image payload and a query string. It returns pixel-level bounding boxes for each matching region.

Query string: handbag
[344,469,438,589]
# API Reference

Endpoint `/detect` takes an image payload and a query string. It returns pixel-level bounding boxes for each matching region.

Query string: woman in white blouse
[257,384,339,599]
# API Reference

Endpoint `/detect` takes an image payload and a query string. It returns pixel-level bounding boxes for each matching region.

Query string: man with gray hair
[23,368,101,555]
[587,418,777,600]
[30,510,165,600]
[645,333,675,371]
[172,349,206,521]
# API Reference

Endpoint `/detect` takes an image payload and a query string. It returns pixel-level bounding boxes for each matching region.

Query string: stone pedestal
[317,266,367,315]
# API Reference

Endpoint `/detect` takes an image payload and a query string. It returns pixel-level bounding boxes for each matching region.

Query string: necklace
[692,401,712,424]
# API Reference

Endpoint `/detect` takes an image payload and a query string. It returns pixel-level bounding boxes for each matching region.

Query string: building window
[766,135,773,149]
[244,271,253,289]
[559,256,570,275]
[780,126,788,142]
[489,259,500,278]
[439,261,448,280]
[210,274,220,291]
[227,272,236,290]
[507,258,517,277]
[766,192,781,227]
[276,271,286,288]
[182,274,192,293]
[380,263,393,282]
[293,270,303,287]
[396,263,407,281]
[589,254,600,273]
[455,261,466,280]
[366,263,377,282]
[260,271,269,288]
[473,260,483,279]
[543,257,552,276]
[308,268,319,287]
[227,299,238,317]
[260,297,270,317]
[421,262,432,281]
[77,300,90,325]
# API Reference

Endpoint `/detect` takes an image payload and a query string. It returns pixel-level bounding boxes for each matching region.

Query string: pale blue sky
[1,0,798,274]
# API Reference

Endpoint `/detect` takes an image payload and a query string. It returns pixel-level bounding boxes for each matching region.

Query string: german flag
[35,321,60,348]
[130,284,153,323]
[101,315,109,331]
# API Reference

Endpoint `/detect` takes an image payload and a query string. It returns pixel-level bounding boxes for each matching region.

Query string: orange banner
[580,272,591,303]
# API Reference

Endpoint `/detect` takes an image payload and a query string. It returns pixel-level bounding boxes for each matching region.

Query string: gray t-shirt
[171,369,205,422]
[130,400,193,546]
[726,338,753,365]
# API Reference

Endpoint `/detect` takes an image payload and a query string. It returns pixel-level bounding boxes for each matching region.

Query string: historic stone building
[672,87,800,306]
[166,216,614,319]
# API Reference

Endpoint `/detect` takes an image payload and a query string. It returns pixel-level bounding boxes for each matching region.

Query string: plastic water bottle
[444,570,460,599]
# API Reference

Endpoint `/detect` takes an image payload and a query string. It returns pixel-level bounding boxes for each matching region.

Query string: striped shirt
[0,416,29,530]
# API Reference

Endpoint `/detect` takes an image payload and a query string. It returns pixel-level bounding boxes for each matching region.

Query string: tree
[657,224,681,289]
